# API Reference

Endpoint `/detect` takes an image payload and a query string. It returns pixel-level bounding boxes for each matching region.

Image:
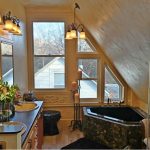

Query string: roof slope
[75,0,150,102]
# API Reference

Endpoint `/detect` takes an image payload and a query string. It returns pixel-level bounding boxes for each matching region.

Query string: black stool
[43,110,61,135]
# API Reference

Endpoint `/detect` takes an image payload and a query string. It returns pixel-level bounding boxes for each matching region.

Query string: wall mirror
[0,41,14,85]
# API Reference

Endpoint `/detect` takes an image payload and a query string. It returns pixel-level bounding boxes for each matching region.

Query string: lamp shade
[65,31,72,39]
[79,31,86,39]
[70,29,77,38]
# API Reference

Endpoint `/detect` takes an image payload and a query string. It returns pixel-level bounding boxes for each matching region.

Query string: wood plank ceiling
[21,0,150,102]
[75,0,150,102]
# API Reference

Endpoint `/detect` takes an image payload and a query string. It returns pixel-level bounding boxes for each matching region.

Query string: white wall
[0,0,28,92]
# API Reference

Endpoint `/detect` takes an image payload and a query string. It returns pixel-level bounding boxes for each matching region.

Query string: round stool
[43,110,61,135]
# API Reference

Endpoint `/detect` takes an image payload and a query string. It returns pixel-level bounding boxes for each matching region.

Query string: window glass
[33,22,65,89]
[80,80,97,98]
[104,67,123,102]
[54,73,64,88]
[34,57,65,89]
[78,38,95,52]
[78,59,97,78]
[33,22,65,55]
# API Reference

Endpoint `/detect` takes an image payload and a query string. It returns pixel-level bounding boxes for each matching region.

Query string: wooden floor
[42,120,84,149]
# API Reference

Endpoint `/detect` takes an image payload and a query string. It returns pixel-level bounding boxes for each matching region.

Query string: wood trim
[0,141,6,149]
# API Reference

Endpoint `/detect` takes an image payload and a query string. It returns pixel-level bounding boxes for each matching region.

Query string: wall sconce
[65,3,86,40]
[0,11,22,36]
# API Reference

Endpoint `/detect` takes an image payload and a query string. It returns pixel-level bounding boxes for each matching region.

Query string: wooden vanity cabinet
[22,109,43,150]
[22,121,38,149]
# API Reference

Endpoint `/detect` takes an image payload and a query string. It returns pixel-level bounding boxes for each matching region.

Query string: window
[1,42,14,85]
[33,22,65,89]
[78,59,98,98]
[78,38,95,53]
[104,66,123,102]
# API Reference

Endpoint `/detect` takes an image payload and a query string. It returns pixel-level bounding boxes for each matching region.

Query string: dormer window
[104,66,124,102]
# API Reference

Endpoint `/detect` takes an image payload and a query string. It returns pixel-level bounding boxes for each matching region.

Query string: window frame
[32,21,66,90]
[104,65,124,102]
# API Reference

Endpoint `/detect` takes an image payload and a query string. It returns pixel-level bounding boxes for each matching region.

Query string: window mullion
[80,78,97,80]
[34,55,65,57]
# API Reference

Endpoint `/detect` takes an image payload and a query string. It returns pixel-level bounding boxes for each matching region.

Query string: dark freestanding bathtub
[83,106,145,149]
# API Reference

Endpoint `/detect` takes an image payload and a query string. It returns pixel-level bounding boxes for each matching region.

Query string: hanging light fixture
[1,11,22,36]
[65,3,86,40]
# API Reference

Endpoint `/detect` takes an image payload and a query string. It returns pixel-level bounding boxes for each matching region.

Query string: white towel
[144,137,150,148]
[142,119,150,138]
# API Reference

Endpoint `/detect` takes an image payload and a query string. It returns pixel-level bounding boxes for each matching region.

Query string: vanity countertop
[2,101,43,145]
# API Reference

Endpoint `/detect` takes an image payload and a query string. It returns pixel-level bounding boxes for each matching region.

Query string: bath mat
[61,137,110,149]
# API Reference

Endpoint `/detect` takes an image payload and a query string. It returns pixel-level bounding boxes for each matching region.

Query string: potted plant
[0,80,21,122]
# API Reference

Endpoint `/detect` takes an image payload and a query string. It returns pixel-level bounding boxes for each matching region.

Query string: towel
[142,119,150,138]
[144,137,150,148]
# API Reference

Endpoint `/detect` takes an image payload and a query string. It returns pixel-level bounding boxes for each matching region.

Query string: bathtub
[83,106,145,149]
[87,106,144,123]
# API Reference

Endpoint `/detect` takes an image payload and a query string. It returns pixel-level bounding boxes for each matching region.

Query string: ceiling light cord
[74,3,80,24]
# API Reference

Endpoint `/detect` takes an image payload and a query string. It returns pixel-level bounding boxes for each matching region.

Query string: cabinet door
[22,110,43,150]
[23,122,37,150]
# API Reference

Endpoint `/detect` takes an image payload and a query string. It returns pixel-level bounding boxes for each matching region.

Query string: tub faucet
[119,101,124,106]
[107,98,111,104]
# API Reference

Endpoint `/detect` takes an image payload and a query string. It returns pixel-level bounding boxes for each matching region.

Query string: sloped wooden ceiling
[21,0,150,102]
[75,0,150,102]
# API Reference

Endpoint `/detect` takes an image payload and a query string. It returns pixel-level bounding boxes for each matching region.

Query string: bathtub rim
[83,106,145,126]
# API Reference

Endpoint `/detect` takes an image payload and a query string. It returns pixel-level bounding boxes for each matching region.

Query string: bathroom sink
[0,121,27,134]
[14,102,38,112]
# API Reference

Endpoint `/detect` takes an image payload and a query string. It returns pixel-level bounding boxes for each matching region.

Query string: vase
[0,102,15,122]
